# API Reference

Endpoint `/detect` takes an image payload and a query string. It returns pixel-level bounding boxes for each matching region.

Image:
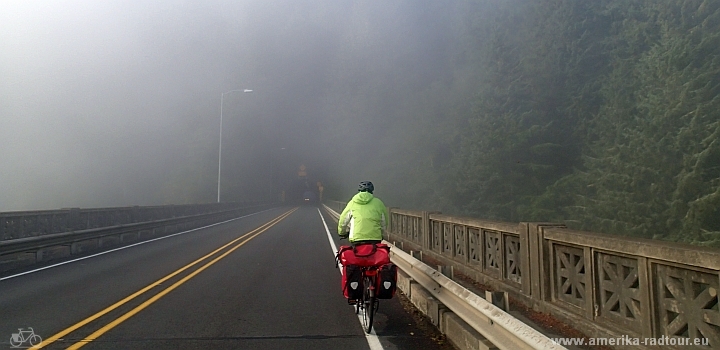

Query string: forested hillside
[316,0,720,246]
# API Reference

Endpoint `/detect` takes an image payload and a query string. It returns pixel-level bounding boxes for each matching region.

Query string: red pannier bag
[338,243,390,267]
[337,243,391,300]
[341,264,363,299]
[375,263,398,299]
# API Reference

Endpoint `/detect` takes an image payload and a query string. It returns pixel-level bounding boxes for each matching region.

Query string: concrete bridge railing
[0,202,263,241]
[326,200,720,349]
[0,202,270,272]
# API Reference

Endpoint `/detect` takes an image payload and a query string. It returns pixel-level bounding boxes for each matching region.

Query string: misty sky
[0,0,371,211]
[4,0,714,242]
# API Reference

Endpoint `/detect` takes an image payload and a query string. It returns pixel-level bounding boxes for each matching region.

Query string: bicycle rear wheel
[9,336,22,348]
[361,276,377,333]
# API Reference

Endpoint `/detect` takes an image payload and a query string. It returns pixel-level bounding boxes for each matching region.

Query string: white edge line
[317,207,384,350]
[318,208,339,256]
[0,207,276,282]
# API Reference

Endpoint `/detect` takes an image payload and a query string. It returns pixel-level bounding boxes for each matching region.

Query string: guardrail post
[410,250,423,261]
[397,269,414,298]
[438,265,454,279]
[427,296,447,327]
[485,291,509,312]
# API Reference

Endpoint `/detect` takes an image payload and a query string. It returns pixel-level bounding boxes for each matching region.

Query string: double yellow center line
[37,208,297,349]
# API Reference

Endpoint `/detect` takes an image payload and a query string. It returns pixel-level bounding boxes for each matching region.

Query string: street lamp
[272,147,288,203]
[218,89,253,203]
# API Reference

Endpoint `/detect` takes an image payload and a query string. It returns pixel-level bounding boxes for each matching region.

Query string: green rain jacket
[338,192,389,243]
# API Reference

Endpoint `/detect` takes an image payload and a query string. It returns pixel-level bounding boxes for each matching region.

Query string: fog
[0,0,391,211]
[4,1,718,245]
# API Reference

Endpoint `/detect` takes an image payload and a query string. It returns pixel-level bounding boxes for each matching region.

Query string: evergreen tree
[566,0,720,244]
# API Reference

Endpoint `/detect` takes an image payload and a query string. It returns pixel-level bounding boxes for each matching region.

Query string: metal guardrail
[0,202,265,241]
[0,204,271,268]
[3,210,212,255]
[323,204,341,221]
[322,204,564,350]
[389,242,564,350]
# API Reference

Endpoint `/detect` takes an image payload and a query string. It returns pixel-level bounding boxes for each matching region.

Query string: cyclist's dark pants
[351,240,382,247]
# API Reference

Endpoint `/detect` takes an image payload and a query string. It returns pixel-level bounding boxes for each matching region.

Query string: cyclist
[338,181,389,245]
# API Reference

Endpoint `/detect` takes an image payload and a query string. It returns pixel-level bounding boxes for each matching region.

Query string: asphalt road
[0,206,453,350]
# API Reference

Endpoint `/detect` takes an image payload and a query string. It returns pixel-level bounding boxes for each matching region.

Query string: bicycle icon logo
[9,328,42,348]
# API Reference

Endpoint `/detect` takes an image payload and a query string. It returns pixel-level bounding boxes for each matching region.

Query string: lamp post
[272,147,287,203]
[218,89,253,203]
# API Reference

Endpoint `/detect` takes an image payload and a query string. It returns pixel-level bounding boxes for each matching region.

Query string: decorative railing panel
[505,234,521,285]
[402,215,408,238]
[432,220,442,252]
[388,210,422,246]
[468,227,482,266]
[654,263,719,348]
[52,214,68,235]
[390,213,399,234]
[595,252,645,333]
[443,222,453,255]
[31,215,51,236]
[553,244,588,309]
[484,230,502,278]
[382,205,720,349]
[454,225,466,262]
